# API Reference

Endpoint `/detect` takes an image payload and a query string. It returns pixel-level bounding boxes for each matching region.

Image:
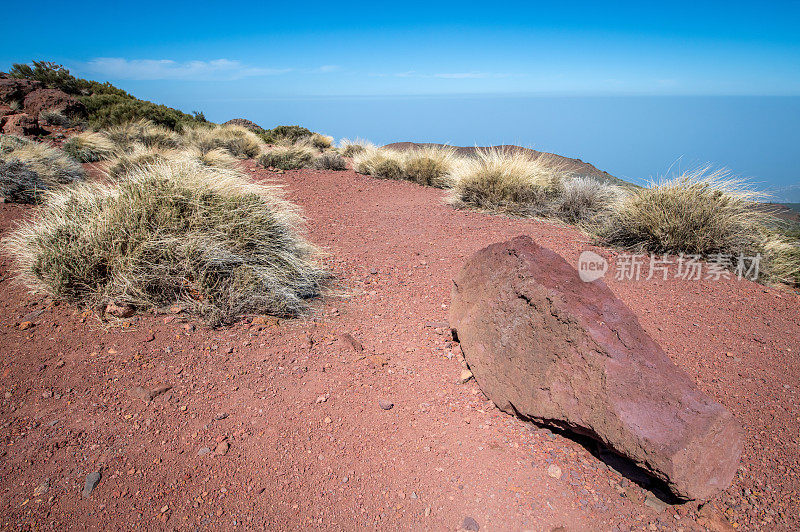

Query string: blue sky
[3,0,799,97]
[2,1,799,198]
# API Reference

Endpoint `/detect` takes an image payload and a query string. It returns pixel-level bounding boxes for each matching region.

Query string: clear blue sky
[2,1,799,198]
[2,0,799,97]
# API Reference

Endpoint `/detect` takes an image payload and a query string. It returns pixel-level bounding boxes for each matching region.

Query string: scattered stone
[339,333,364,352]
[364,354,389,368]
[22,309,44,322]
[82,471,102,498]
[315,395,328,404]
[1,112,39,136]
[459,369,474,384]
[198,447,212,456]
[215,441,229,456]
[547,464,562,479]
[144,330,155,342]
[33,479,49,497]
[379,399,394,410]
[105,302,135,318]
[449,236,744,500]
[461,516,480,531]
[697,503,736,532]
[214,413,228,421]
[18,321,33,331]
[644,493,669,512]
[130,385,172,403]
[251,315,280,326]
[183,323,195,332]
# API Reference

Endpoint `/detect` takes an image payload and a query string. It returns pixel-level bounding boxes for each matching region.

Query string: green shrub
[259,146,315,170]
[313,152,347,171]
[259,125,313,144]
[0,135,84,203]
[2,160,329,325]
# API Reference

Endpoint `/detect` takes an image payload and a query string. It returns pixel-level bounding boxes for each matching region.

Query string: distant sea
[203,95,800,202]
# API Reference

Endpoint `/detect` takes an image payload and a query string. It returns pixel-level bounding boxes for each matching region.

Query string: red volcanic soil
[1,162,799,531]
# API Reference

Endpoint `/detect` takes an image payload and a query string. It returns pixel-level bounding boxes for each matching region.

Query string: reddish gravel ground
[0,161,798,531]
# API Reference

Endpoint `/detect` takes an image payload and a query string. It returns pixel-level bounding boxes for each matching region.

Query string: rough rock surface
[23,88,86,119]
[449,235,743,501]
[0,78,41,104]
[2,113,40,136]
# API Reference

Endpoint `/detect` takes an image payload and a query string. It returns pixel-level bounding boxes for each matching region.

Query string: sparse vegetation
[184,124,263,159]
[353,147,405,180]
[2,160,328,325]
[402,145,457,188]
[447,147,570,216]
[339,138,374,157]
[764,237,800,286]
[309,133,334,150]
[39,110,75,128]
[556,177,622,224]
[313,152,347,171]
[103,119,183,152]
[259,146,316,170]
[63,132,118,162]
[597,168,769,257]
[0,135,84,202]
[10,61,207,130]
[258,125,313,144]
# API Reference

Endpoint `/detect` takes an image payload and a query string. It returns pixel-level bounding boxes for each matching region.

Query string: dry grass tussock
[352,147,405,180]
[556,177,623,225]
[402,145,458,188]
[1,135,84,203]
[258,146,316,170]
[103,119,183,151]
[2,159,329,325]
[106,145,240,180]
[763,237,800,287]
[309,133,334,150]
[62,132,117,162]
[339,138,375,157]
[597,167,770,257]
[447,147,571,216]
[313,152,347,171]
[183,124,264,159]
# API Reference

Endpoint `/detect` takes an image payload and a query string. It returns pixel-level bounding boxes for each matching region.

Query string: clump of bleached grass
[2,159,329,325]
[763,237,800,287]
[352,147,405,180]
[556,177,623,225]
[313,151,347,171]
[597,166,771,257]
[309,133,334,150]
[402,145,458,188]
[0,135,84,203]
[258,145,316,170]
[446,147,570,216]
[339,138,375,158]
[103,119,183,152]
[62,131,117,162]
[184,123,264,159]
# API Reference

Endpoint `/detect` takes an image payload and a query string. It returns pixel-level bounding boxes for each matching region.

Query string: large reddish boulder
[2,113,40,136]
[23,88,86,118]
[449,236,743,501]
[0,78,41,104]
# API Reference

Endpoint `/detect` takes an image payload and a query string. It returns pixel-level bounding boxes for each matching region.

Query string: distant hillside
[767,203,800,223]
[383,142,632,187]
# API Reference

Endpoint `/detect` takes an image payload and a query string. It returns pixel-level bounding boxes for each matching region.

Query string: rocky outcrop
[0,78,42,104]
[23,88,86,119]
[449,236,743,500]
[2,113,40,136]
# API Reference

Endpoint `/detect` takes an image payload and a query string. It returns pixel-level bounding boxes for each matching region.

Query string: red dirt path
[1,162,798,531]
